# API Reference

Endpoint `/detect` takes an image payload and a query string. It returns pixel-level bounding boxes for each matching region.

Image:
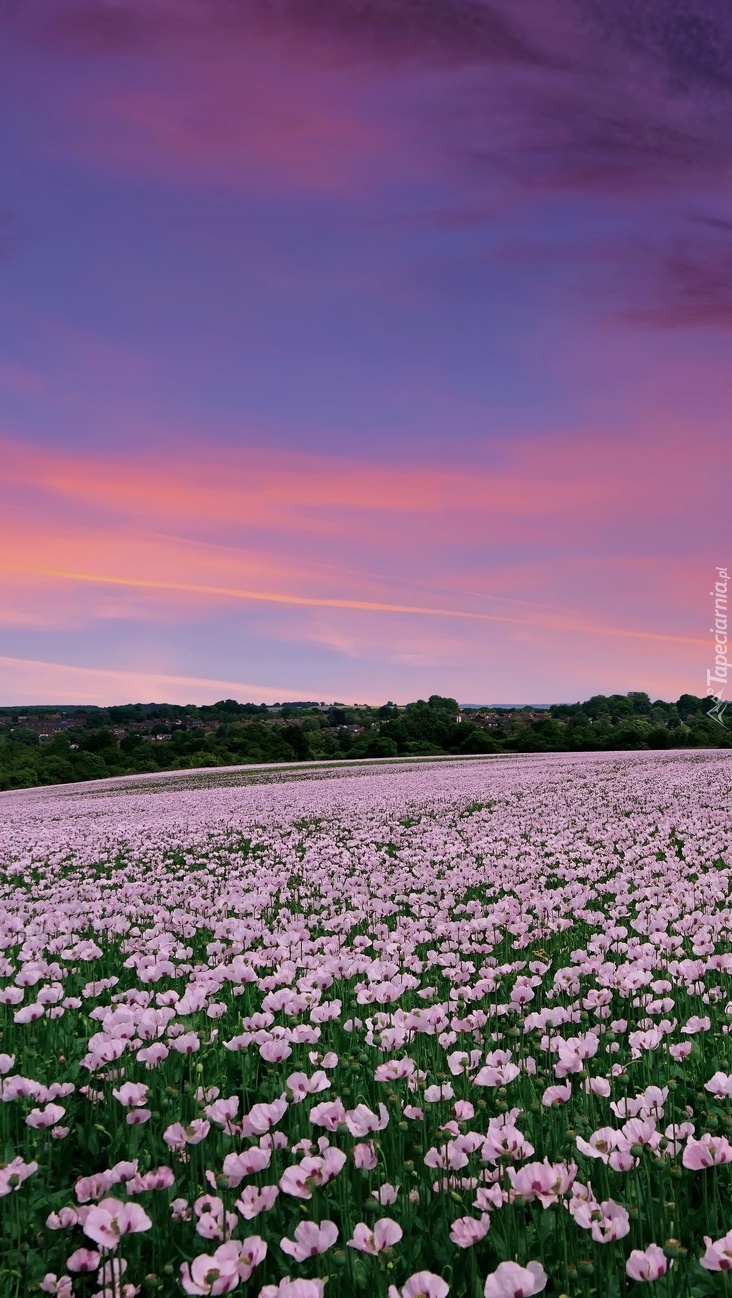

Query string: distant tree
[627,692,652,715]
[377,703,399,720]
[531,719,566,746]
[11,727,39,746]
[6,768,39,789]
[79,729,118,754]
[366,736,398,758]
[428,695,460,714]
[281,726,310,761]
[461,730,501,754]
[582,695,611,720]
[608,695,634,719]
[73,752,109,779]
[677,693,706,720]
[40,758,75,785]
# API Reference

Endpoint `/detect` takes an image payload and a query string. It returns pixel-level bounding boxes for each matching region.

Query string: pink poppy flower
[40,1276,73,1298]
[449,1214,490,1247]
[66,1249,101,1273]
[681,1015,710,1034]
[83,1198,152,1250]
[700,1229,732,1271]
[374,1057,415,1082]
[181,1237,267,1295]
[287,1071,331,1102]
[474,1184,505,1212]
[0,988,24,1006]
[280,1219,338,1261]
[93,1255,133,1298]
[279,1148,346,1199]
[0,1157,38,1195]
[705,1072,732,1099]
[353,1142,378,1170]
[625,1244,669,1281]
[474,1062,520,1087]
[424,1083,455,1103]
[194,1195,238,1243]
[240,1096,288,1138]
[481,1125,535,1163]
[308,1051,339,1069]
[348,1218,403,1254]
[259,1280,325,1298]
[75,1172,115,1204]
[47,1206,79,1230]
[575,1128,617,1164]
[446,1050,481,1077]
[345,1102,389,1137]
[235,1184,279,1219]
[163,1119,210,1151]
[589,1200,630,1244]
[125,1108,151,1125]
[170,1031,200,1054]
[127,1166,175,1193]
[137,1043,169,1067]
[584,1077,611,1097]
[26,1103,66,1129]
[454,1100,475,1121]
[112,1082,149,1108]
[180,1254,239,1295]
[309,1099,347,1131]
[424,1144,469,1173]
[205,1096,240,1129]
[508,1160,576,1207]
[483,1261,547,1297]
[541,1082,572,1107]
[14,1002,45,1024]
[682,1134,732,1170]
[222,1147,272,1187]
[388,1272,450,1298]
[260,1039,292,1063]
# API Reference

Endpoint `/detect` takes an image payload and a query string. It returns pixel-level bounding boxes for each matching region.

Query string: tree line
[0,691,728,790]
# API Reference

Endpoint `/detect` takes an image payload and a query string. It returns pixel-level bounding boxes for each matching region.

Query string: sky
[1,0,730,707]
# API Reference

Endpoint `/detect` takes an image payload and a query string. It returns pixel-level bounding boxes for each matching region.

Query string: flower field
[2,749,732,1298]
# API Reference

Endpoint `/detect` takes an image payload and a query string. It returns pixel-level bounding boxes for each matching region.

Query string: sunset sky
[1,0,730,706]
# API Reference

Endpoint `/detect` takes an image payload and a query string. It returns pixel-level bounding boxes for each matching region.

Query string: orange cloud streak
[10,565,705,649]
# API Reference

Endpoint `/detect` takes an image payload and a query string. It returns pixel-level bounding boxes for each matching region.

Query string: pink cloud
[0,656,306,708]
[11,0,731,208]
[25,23,400,197]
[1,412,723,548]
[0,429,713,679]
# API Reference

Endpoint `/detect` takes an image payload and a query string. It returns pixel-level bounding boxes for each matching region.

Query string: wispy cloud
[10,0,732,203]
[0,428,714,664]
[0,655,305,707]
[623,223,732,329]
[17,567,705,649]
